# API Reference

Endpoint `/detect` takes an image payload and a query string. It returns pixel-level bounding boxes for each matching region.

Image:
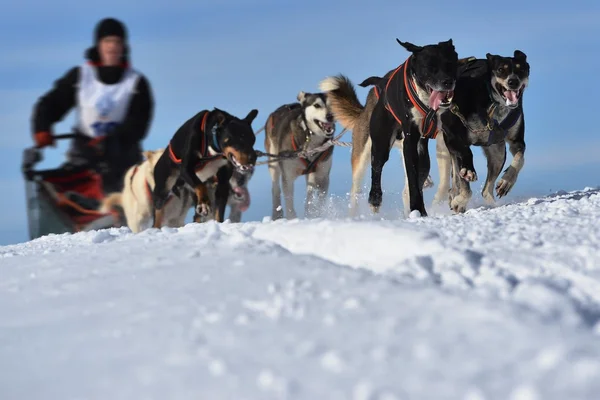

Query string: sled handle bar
[54,133,78,140]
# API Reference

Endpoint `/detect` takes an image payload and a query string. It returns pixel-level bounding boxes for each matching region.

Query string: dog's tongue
[504,90,519,106]
[323,122,334,132]
[429,91,444,110]
[233,187,250,212]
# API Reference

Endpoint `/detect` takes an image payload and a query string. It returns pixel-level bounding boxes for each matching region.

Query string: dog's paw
[423,175,434,189]
[482,190,496,205]
[450,191,471,214]
[496,167,517,198]
[195,202,211,217]
[368,189,383,213]
[459,168,478,182]
[496,179,514,198]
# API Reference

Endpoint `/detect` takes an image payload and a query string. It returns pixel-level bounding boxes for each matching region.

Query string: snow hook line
[253,128,351,166]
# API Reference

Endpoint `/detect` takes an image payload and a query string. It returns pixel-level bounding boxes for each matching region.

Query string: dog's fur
[320,39,473,217]
[433,50,530,212]
[152,108,258,227]
[265,92,336,219]
[99,149,194,233]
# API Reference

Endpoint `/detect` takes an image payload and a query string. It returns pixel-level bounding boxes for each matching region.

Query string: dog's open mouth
[315,119,335,136]
[496,83,523,107]
[427,86,454,110]
[231,186,250,212]
[227,153,254,173]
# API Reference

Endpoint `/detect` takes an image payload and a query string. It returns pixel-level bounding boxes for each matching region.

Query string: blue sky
[1,0,599,245]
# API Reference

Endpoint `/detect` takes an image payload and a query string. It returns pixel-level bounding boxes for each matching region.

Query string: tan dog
[100,149,194,233]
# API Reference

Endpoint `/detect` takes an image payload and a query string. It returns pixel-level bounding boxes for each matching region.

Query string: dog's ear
[244,109,259,124]
[441,38,454,48]
[212,108,228,126]
[297,91,307,104]
[486,53,498,64]
[396,39,423,53]
[514,50,527,62]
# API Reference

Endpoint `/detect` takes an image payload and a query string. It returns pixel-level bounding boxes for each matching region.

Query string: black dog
[357,39,473,217]
[151,108,258,227]
[438,50,530,212]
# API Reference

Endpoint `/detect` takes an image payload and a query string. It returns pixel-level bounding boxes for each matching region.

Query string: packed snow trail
[1,188,599,400]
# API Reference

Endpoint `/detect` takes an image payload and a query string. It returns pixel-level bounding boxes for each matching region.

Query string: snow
[1,187,600,399]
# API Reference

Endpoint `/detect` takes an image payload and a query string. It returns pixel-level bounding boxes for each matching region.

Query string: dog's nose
[507,78,519,89]
[326,113,334,122]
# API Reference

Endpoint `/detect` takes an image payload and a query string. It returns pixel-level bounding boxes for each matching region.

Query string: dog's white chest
[195,157,228,182]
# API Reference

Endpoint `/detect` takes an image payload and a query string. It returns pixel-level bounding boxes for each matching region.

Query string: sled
[21,134,124,241]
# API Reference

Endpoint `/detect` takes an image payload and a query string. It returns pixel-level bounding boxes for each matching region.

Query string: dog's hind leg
[268,161,283,220]
[151,153,178,228]
[368,102,395,214]
[349,136,371,217]
[433,136,452,206]
[482,143,507,204]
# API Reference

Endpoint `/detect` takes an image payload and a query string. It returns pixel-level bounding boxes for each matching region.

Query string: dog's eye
[313,104,321,109]
[498,67,504,73]
[515,64,520,69]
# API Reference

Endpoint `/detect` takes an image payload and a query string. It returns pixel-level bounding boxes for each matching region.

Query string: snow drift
[1,188,599,400]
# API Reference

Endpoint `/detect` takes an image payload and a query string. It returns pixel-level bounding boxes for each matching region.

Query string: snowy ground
[1,187,600,400]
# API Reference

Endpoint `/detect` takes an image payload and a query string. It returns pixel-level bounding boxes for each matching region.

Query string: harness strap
[291,133,333,175]
[167,111,223,169]
[376,56,439,139]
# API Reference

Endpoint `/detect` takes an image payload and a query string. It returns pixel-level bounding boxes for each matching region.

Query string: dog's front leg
[402,128,427,217]
[417,137,431,195]
[440,124,476,213]
[306,168,330,218]
[281,162,297,219]
[497,128,525,198]
[269,162,283,220]
[368,101,394,213]
[482,142,507,204]
[304,173,316,218]
[179,161,212,221]
[213,167,231,222]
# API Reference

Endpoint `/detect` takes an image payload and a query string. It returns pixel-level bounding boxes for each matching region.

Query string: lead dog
[265,92,336,219]
[433,50,530,212]
[320,39,473,217]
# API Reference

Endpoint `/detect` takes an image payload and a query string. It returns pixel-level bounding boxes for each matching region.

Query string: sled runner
[21,134,124,240]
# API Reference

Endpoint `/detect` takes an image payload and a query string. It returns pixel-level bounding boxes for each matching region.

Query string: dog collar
[209,124,222,153]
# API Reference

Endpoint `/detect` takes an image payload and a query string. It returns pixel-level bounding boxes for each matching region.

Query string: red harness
[167,112,225,173]
[373,55,439,139]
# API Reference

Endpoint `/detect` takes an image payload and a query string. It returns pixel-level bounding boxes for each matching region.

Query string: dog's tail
[358,76,384,88]
[319,74,364,131]
[99,192,122,214]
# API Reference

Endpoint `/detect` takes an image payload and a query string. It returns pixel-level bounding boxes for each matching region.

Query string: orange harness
[373,55,439,139]
[167,112,225,173]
